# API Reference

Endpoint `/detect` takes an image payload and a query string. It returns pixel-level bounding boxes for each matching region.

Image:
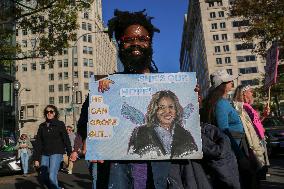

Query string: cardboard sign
[86,73,202,160]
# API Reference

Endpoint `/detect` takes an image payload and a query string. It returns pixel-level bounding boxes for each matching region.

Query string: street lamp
[71,29,108,128]
[13,80,21,138]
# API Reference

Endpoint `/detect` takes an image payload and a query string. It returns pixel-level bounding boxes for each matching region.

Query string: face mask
[119,44,153,73]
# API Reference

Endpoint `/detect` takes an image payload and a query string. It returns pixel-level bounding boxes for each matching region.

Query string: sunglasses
[120,35,150,44]
[45,110,55,114]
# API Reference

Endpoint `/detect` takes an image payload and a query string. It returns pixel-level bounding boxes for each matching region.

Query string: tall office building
[180,0,266,98]
[15,1,118,137]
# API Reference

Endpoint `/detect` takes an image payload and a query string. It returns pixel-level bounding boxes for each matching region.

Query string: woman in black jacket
[34,105,72,189]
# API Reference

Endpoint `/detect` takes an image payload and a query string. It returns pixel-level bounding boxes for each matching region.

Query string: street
[0,155,283,189]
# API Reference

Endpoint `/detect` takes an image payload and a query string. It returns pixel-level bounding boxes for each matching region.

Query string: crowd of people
[15,9,273,189]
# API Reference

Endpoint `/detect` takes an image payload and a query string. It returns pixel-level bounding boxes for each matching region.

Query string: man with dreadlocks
[70,9,217,189]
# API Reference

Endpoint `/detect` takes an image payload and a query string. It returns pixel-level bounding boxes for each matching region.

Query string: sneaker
[266,173,271,177]
[67,170,72,175]
[22,174,28,177]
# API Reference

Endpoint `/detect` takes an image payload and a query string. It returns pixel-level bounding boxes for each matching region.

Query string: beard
[119,45,153,73]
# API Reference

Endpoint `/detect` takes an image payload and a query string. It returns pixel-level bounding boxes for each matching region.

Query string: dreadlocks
[107,9,160,42]
[107,9,160,73]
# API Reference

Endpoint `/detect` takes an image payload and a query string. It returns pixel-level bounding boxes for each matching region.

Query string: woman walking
[15,133,33,176]
[33,105,72,189]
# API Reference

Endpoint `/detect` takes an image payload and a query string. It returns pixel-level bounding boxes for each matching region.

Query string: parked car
[262,116,284,156]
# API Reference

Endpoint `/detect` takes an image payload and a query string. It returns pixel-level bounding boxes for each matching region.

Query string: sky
[102,0,189,73]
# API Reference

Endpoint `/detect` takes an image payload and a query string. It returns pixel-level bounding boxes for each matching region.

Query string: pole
[14,89,19,139]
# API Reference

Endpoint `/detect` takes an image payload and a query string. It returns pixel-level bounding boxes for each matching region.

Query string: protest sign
[86,72,202,160]
[265,44,279,89]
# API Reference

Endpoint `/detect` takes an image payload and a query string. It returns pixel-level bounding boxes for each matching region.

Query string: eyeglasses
[45,110,54,114]
[120,35,150,44]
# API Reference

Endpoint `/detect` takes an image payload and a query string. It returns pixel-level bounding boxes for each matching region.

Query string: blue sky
[102,0,189,73]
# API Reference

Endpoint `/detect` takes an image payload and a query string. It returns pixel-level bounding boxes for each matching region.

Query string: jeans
[88,161,98,189]
[20,152,29,174]
[40,154,63,189]
[108,162,171,189]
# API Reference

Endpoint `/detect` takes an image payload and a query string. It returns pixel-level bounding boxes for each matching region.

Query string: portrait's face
[45,107,55,120]
[156,97,176,127]
[243,88,254,104]
[119,24,152,73]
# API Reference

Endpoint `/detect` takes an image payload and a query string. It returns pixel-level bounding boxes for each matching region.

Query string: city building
[15,1,118,138]
[180,0,266,98]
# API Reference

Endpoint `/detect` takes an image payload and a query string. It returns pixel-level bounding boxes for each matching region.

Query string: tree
[231,0,284,58]
[0,0,94,61]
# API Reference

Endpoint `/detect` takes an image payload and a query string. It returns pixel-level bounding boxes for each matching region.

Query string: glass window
[218,11,224,17]
[83,46,88,54]
[84,82,89,90]
[49,85,54,92]
[64,72,68,79]
[88,47,93,54]
[74,71,78,78]
[83,12,89,19]
[213,35,219,41]
[235,43,254,50]
[64,84,70,91]
[89,59,93,67]
[59,96,64,104]
[211,23,217,29]
[82,22,86,30]
[87,23,92,31]
[22,29,27,35]
[220,22,226,28]
[64,59,68,67]
[221,34,227,40]
[227,69,233,75]
[58,72,63,80]
[49,97,54,104]
[83,58,88,66]
[31,63,36,71]
[225,57,231,64]
[216,58,222,64]
[232,20,249,27]
[63,48,68,55]
[58,84,63,91]
[73,58,78,66]
[83,35,87,42]
[208,2,214,7]
[88,35,92,42]
[214,46,221,53]
[210,12,216,18]
[49,73,54,80]
[22,64,27,72]
[239,67,258,74]
[84,71,89,78]
[40,62,45,70]
[89,71,94,77]
[223,45,230,52]
[49,62,54,69]
[58,60,62,68]
[65,96,70,103]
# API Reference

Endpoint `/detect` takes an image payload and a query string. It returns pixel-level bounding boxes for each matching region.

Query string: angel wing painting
[121,90,198,159]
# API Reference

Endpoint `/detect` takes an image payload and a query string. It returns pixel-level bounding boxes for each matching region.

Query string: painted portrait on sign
[127,90,198,158]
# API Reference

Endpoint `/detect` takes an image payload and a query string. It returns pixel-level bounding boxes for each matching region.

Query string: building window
[221,34,227,40]
[74,58,78,66]
[89,71,94,78]
[64,84,70,91]
[232,20,249,27]
[217,1,223,6]
[22,64,27,72]
[227,69,233,75]
[241,79,259,86]
[225,57,231,64]
[89,59,93,67]
[210,12,216,18]
[213,35,219,41]
[40,62,45,70]
[83,58,88,66]
[74,71,78,78]
[84,82,89,90]
[239,67,258,74]
[88,47,93,54]
[88,35,92,42]
[208,2,214,7]
[220,22,226,29]
[87,23,92,31]
[83,12,89,19]
[64,72,68,79]
[83,46,88,54]
[22,40,27,47]
[223,45,230,52]
[58,72,63,80]
[49,62,54,69]
[49,97,54,104]
[235,43,254,50]
[214,46,221,53]
[64,59,68,67]
[234,32,246,39]
[216,58,222,64]
[49,73,54,81]
[84,71,89,78]
[237,55,256,62]
[58,84,63,91]
[83,35,87,42]
[59,96,64,104]
[22,29,27,35]
[218,11,225,17]
[31,63,36,71]
[58,60,62,68]
[211,23,217,29]
[63,48,68,55]
[65,96,70,103]
[82,22,86,30]
[49,85,54,92]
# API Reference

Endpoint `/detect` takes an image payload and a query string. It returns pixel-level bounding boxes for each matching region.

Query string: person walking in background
[33,105,72,189]
[233,85,270,179]
[15,133,33,176]
[62,125,76,174]
[204,69,258,189]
